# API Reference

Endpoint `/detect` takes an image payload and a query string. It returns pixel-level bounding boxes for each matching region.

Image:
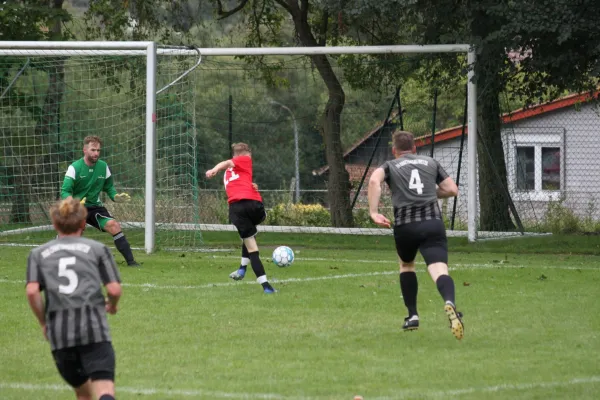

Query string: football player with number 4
[26,196,122,400]
[205,143,276,294]
[368,131,464,340]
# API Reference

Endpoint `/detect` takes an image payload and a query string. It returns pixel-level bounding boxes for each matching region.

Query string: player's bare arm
[368,167,391,228]
[105,282,122,315]
[26,282,47,339]
[206,159,235,179]
[436,177,459,199]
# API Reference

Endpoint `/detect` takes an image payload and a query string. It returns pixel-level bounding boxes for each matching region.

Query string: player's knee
[91,378,115,399]
[400,261,416,272]
[243,237,258,252]
[74,387,92,400]
[74,380,92,400]
[427,262,449,281]
[105,220,120,232]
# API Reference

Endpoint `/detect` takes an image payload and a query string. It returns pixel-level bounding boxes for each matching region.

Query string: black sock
[436,274,456,305]
[99,395,115,400]
[240,244,250,270]
[248,251,269,287]
[400,272,419,317]
[113,232,134,263]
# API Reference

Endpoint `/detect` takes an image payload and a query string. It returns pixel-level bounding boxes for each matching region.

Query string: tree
[410,0,600,231]
[212,0,361,226]
[0,1,71,223]
[312,0,599,231]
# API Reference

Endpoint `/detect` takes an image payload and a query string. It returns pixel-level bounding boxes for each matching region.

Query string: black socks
[113,231,134,264]
[400,271,419,317]
[248,251,271,288]
[436,274,456,305]
[240,244,250,270]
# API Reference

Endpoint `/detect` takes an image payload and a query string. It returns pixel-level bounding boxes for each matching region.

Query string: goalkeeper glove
[114,193,131,203]
[80,197,86,205]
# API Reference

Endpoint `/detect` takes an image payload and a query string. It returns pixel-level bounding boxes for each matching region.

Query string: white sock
[257,275,268,284]
[241,257,250,267]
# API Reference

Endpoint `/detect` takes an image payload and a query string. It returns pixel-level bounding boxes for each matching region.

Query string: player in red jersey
[205,143,276,294]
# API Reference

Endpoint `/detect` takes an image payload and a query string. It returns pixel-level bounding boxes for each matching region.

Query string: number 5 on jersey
[409,169,424,194]
[58,257,79,294]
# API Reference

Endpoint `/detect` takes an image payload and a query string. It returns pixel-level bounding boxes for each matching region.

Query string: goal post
[0,41,203,253]
[185,44,479,243]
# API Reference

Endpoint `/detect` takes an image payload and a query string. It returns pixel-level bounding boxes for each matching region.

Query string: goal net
[192,46,488,240]
[4,43,584,251]
[194,47,590,242]
[0,45,202,251]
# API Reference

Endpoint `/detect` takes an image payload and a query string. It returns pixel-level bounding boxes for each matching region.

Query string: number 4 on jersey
[409,169,424,194]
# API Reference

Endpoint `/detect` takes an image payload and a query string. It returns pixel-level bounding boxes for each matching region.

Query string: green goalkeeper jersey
[61,158,118,207]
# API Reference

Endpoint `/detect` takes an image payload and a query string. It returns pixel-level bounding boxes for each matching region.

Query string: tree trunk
[476,54,516,231]
[37,58,65,199]
[290,3,354,227]
[10,170,31,224]
[322,92,354,227]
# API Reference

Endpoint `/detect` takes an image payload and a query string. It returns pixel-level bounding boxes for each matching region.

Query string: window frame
[502,129,565,202]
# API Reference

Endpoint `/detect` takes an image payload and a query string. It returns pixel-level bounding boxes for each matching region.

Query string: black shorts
[393,219,448,266]
[85,206,114,232]
[229,200,266,239]
[52,341,115,388]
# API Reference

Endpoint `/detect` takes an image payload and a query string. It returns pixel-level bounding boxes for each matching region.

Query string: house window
[541,147,561,190]
[516,146,535,191]
[503,129,564,202]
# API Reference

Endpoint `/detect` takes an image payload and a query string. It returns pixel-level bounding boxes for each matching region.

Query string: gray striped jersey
[380,154,450,226]
[26,236,121,351]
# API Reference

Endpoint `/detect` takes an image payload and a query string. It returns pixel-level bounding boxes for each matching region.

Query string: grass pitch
[1,232,599,399]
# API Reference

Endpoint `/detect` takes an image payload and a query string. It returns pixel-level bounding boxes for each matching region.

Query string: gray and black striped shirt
[26,237,121,351]
[381,154,450,226]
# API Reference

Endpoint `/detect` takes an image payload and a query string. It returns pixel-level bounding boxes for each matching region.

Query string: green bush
[266,203,331,227]
[539,197,599,234]
[266,202,393,228]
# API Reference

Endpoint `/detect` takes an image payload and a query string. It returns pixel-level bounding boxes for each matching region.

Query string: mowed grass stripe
[2,376,600,399]
[0,262,598,291]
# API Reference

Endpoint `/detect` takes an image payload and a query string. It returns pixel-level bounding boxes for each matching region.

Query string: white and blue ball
[272,246,294,267]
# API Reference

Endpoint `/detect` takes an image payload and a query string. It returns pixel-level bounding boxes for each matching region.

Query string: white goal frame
[0,42,478,252]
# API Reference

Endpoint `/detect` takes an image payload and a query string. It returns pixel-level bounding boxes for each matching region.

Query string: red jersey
[224,155,263,204]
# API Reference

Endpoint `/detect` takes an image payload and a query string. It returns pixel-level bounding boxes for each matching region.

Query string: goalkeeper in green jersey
[61,135,140,267]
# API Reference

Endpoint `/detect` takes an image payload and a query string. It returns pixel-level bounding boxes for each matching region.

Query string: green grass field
[1,232,599,399]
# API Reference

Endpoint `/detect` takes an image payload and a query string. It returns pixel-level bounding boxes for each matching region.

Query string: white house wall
[420,101,600,229]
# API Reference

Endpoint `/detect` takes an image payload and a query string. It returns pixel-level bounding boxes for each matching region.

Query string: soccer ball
[272,246,294,267]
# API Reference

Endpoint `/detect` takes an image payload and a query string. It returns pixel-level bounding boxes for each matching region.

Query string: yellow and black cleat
[444,303,464,340]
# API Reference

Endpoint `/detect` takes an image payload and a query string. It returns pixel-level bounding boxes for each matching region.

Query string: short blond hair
[51,197,88,234]
[83,135,102,147]
[232,142,251,156]
[392,131,415,152]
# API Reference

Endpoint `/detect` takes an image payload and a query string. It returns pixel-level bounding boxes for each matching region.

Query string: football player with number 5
[26,197,122,400]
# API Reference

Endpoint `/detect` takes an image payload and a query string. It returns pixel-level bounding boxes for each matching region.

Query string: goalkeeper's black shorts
[393,219,448,266]
[229,200,266,239]
[85,206,114,232]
